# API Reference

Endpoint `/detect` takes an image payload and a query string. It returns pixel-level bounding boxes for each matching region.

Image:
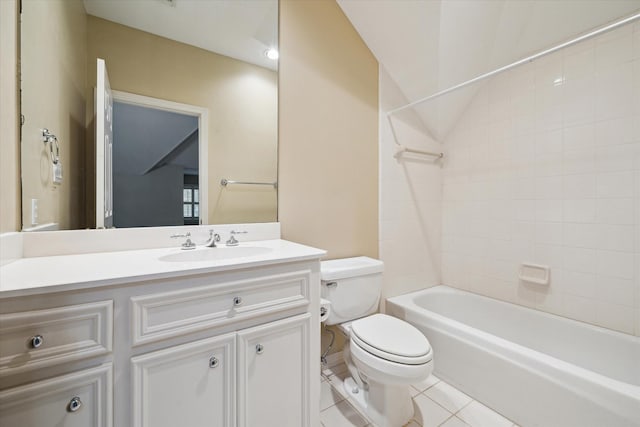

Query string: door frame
[111,90,209,225]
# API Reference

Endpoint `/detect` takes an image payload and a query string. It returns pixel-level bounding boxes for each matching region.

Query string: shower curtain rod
[386,11,640,116]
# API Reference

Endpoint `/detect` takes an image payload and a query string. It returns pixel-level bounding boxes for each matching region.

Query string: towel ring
[42,129,60,164]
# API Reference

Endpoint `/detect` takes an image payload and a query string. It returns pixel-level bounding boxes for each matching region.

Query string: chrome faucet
[226,230,247,246]
[170,232,196,250]
[204,229,221,248]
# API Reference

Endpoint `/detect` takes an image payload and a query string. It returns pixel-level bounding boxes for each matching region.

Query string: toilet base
[343,376,414,427]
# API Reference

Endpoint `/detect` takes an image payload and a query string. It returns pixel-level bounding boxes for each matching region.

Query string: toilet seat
[351,314,432,365]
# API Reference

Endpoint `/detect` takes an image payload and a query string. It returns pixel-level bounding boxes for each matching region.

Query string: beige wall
[279,0,379,260]
[86,17,278,226]
[0,0,21,233]
[20,0,87,230]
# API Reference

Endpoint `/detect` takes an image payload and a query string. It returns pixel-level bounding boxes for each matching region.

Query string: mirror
[20,0,278,231]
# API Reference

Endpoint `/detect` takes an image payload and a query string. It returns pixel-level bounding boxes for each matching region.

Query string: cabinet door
[0,363,112,427]
[237,313,311,427]
[131,333,235,427]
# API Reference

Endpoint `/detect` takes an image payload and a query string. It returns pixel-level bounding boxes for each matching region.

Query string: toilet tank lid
[321,257,384,281]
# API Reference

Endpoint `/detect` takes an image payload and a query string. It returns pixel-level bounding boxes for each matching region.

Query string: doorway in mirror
[112,101,199,228]
[105,90,209,228]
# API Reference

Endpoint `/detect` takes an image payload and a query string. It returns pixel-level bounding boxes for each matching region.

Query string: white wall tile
[563,147,595,175]
[595,144,638,173]
[563,199,596,223]
[595,64,634,121]
[562,293,597,323]
[595,301,635,334]
[595,30,633,69]
[595,224,635,252]
[563,223,597,248]
[563,173,596,199]
[596,171,635,198]
[535,222,563,245]
[514,199,536,221]
[595,276,635,307]
[563,247,598,274]
[534,244,564,270]
[596,250,635,279]
[563,81,595,126]
[562,270,597,298]
[434,24,638,336]
[564,123,595,151]
[596,198,635,224]
[535,199,563,222]
[595,117,635,147]
[535,176,563,199]
[564,46,594,81]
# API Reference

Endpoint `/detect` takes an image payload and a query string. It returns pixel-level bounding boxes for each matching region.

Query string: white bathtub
[387,286,640,427]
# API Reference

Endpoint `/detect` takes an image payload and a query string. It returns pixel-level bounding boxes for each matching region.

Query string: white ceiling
[83,0,278,70]
[337,0,640,140]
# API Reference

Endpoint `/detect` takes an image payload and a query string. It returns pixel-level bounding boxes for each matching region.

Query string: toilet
[321,257,433,427]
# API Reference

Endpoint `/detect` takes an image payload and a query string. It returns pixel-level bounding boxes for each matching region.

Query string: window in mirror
[183,176,199,226]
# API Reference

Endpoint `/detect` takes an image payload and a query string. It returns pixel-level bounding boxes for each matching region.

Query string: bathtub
[386,286,640,427]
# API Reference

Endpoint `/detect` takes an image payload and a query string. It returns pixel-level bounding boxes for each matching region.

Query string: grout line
[416,390,460,416]
[453,398,474,416]
[437,414,456,427]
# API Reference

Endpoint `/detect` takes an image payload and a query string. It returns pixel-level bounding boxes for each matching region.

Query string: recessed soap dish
[518,263,550,285]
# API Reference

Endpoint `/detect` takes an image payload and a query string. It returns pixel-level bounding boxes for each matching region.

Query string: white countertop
[0,239,326,298]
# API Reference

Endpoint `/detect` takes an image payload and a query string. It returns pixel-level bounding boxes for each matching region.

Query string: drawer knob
[68,396,82,413]
[30,335,44,349]
[233,296,243,307]
[209,356,219,368]
[256,344,264,355]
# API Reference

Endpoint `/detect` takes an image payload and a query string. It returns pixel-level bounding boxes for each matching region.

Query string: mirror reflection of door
[111,101,200,228]
[95,58,113,229]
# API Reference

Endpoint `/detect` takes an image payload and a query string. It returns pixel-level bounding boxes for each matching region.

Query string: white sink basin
[159,246,272,263]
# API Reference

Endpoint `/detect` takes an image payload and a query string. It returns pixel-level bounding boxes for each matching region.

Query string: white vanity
[0,225,325,427]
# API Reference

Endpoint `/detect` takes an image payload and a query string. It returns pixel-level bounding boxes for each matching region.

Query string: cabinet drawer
[0,363,113,427]
[131,270,310,346]
[0,301,113,376]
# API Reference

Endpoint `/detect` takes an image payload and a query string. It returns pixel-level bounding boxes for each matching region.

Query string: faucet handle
[171,232,196,250]
[226,235,239,246]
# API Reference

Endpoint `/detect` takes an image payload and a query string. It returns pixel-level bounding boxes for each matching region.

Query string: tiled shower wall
[441,22,640,335]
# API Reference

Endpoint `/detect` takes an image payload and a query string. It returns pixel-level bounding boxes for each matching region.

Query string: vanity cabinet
[0,254,321,427]
[132,313,312,427]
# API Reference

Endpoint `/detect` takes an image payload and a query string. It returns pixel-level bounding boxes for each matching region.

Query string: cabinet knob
[68,396,82,413]
[233,296,243,307]
[255,344,264,355]
[209,356,219,368]
[30,335,44,349]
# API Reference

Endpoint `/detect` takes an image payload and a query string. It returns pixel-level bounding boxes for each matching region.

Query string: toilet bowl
[321,258,433,427]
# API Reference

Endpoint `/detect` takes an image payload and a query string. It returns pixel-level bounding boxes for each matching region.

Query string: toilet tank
[320,257,384,325]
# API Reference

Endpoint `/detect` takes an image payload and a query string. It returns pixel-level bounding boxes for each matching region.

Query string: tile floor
[320,362,520,427]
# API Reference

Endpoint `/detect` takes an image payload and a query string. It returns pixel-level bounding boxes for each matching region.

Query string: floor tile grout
[453,398,474,416]
[437,413,456,427]
[320,363,516,427]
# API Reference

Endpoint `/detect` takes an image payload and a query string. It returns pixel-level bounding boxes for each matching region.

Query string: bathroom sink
[159,246,272,262]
